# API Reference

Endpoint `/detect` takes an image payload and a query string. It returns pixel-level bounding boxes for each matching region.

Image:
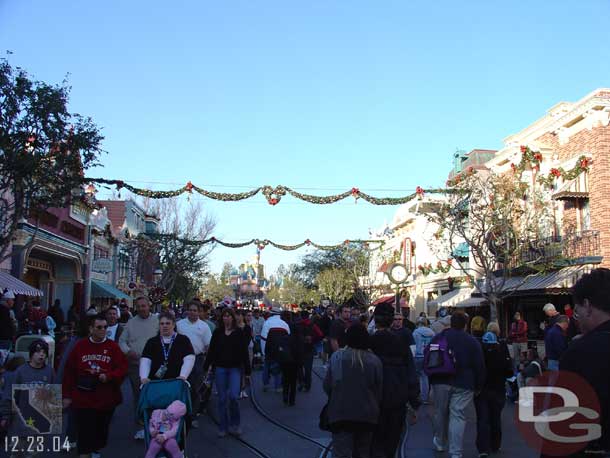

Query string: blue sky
[2,0,609,275]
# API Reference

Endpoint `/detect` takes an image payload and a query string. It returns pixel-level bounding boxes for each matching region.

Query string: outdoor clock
[387,263,409,284]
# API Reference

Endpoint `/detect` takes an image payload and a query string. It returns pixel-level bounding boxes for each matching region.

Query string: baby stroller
[137,379,192,458]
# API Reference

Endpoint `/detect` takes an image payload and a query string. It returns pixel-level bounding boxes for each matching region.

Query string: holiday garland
[417,259,453,276]
[536,155,591,188]
[86,177,452,206]
[142,234,386,252]
[445,146,591,189]
[509,147,591,188]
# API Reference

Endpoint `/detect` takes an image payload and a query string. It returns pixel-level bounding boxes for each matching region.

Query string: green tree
[220,262,234,284]
[292,246,371,307]
[316,267,353,305]
[0,58,104,261]
[199,274,234,304]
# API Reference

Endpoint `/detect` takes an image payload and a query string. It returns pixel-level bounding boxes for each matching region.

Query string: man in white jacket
[177,301,212,424]
[260,310,290,391]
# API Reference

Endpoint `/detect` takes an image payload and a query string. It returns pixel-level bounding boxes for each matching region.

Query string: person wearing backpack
[297,310,323,392]
[260,310,290,392]
[475,331,513,458]
[370,303,421,458]
[427,313,485,458]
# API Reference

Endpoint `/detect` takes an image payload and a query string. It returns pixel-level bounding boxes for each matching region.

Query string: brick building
[482,88,610,340]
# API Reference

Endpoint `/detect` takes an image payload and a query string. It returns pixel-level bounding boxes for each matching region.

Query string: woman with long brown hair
[203,308,251,437]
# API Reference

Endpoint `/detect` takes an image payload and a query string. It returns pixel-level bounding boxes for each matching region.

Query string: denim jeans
[414,357,429,402]
[215,367,241,432]
[432,384,474,458]
[547,359,559,371]
[262,358,282,389]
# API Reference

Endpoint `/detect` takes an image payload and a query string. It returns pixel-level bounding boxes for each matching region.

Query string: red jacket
[62,337,128,411]
[299,318,324,345]
[509,320,528,343]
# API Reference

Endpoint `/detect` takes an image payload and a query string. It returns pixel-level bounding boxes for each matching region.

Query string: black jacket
[370,329,420,410]
[480,341,513,393]
[560,319,610,451]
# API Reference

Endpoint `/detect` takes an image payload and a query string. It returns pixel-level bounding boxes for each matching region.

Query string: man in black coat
[560,268,610,457]
[369,303,420,458]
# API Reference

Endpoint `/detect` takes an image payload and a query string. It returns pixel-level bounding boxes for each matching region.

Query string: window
[581,200,590,231]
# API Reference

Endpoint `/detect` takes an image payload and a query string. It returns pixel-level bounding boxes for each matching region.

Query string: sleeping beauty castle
[228,251,270,300]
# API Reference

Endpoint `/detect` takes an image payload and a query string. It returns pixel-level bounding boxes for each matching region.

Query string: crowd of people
[0,267,609,458]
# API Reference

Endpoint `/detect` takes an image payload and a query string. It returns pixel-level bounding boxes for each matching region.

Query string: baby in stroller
[145,400,187,458]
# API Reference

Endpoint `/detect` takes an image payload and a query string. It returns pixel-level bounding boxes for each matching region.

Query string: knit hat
[374,303,394,318]
[346,324,370,350]
[166,400,187,419]
[482,331,498,344]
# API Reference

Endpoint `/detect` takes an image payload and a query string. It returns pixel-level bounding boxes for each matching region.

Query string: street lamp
[386,262,410,313]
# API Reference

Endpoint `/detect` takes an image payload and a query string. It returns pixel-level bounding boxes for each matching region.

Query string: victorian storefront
[11,202,89,318]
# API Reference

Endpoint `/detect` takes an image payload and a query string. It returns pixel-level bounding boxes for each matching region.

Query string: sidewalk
[405,400,538,458]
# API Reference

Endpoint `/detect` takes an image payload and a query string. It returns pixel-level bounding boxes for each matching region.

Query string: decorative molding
[504,89,610,146]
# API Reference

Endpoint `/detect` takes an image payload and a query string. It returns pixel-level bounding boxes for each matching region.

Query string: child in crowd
[3,340,55,440]
[145,400,187,458]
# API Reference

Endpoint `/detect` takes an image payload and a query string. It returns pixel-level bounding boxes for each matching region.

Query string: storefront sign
[60,221,85,240]
[70,202,89,225]
[27,258,53,273]
[92,258,113,273]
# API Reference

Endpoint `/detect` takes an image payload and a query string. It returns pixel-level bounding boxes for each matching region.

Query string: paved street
[9,359,542,458]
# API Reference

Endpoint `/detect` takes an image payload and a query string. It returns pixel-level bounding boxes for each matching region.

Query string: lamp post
[385,262,410,314]
[152,268,163,313]
[83,184,96,312]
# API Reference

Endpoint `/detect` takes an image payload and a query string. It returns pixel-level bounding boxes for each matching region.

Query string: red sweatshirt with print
[62,337,128,411]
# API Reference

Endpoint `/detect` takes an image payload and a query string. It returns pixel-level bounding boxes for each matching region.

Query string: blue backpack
[423,330,457,376]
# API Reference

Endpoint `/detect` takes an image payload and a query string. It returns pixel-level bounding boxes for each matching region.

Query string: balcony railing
[509,230,601,267]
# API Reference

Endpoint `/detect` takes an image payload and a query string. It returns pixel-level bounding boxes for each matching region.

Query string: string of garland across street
[141,234,386,252]
[86,178,453,205]
[87,148,590,205]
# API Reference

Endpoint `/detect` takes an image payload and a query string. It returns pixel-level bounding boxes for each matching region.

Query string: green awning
[91,280,131,300]
[453,242,469,258]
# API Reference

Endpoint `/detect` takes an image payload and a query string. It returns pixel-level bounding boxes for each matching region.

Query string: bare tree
[132,197,216,302]
[428,171,554,322]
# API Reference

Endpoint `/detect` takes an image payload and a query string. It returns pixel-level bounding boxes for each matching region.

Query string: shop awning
[428,288,473,308]
[552,178,589,201]
[91,280,131,300]
[452,242,469,259]
[371,294,395,306]
[0,271,43,296]
[480,265,593,296]
[454,296,487,308]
